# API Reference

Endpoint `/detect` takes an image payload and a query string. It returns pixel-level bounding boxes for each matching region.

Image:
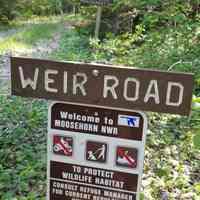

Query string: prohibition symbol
[53,135,73,156]
[86,141,107,163]
[116,146,138,168]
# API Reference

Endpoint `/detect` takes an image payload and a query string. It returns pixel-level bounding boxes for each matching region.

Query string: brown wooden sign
[11,57,194,115]
[80,0,113,6]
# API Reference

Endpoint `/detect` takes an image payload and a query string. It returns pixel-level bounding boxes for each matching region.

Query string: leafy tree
[0,0,17,23]
[0,0,79,22]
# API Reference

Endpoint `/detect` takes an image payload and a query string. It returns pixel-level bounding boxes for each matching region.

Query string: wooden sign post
[95,6,102,39]
[80,0,113,39]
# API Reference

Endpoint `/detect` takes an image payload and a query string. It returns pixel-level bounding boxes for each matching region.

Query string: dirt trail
[0,32,61,72]
[0,22,73,94]
[0,22,73,72]
[0,28,21,41]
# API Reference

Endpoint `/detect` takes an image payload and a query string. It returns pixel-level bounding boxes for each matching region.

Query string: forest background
[0,0,200,200]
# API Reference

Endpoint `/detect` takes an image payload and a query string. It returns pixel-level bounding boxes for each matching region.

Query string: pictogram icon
[86,141,107,163]
[53,135,73,156]
[116,146,138,168]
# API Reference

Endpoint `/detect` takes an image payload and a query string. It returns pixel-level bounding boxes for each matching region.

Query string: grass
[0,14,90,55]
[16,23,60,44]
[0,16,64,54]
[0,15,64,30]
[51,28,92,62]
[49,13,93,62]
[0,23,61,53]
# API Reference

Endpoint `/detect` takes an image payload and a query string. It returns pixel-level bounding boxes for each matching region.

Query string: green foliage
[0,0,18,24]
[17,0,70,17]
[193,131,200,150]
[0,96,47,200]
[0,0,200,198]
[191,98,200,150]
[89,1,200,95]
[142,111,200,199]
[85,1,200,198]
[0,18,62,53]
[51,28,92,62]
[90,24,145,62]
[18,24,59,44]
[0,0,78,23]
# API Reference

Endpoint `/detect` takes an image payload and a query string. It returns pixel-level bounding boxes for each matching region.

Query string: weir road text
[11,57,194,115]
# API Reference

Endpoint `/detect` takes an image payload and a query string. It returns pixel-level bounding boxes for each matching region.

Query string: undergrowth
[0,13,200,200]
[0,96,47,200]
[51,28,92,62]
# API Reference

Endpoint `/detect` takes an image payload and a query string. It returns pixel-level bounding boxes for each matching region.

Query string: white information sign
[47,102,147,200]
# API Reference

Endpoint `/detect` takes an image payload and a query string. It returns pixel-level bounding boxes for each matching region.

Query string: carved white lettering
[19,66,39,90]
[73,73,88,96]
[144,80,160,104]
[123,78,140,101]
[103,75,119,99]
[166,82,184,106]
[45,69,58,93]
[63,71,68,94]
